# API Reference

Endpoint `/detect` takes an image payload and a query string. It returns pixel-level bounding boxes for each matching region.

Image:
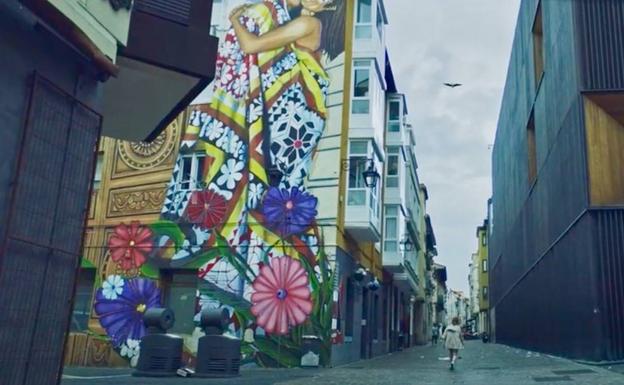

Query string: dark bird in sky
[443,83,462,88]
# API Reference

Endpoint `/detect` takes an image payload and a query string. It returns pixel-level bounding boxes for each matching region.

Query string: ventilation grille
[134,0,192,25]
[203,358,240,373]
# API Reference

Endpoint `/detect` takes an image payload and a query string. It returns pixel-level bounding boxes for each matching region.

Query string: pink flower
[251,257,313,335]
[108,221,153,271]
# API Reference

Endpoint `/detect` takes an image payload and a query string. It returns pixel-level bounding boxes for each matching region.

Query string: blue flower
[94,278,161,348]
[262,187,317,237]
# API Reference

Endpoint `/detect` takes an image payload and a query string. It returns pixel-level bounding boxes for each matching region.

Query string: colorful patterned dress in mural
[93,0,339,367]
[157,0,333,365]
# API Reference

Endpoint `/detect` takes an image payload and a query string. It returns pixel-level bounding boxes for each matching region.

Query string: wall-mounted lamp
[363,159,380,188]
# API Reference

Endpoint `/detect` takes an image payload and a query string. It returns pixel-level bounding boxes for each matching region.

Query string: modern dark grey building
[491,0,624,361]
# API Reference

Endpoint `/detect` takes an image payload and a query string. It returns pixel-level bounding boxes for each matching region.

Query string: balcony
[345,188,381,242]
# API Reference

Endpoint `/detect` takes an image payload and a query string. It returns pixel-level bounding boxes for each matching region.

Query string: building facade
[64,120,184,367]
[476,220,489,334]
[468,253,479,333]
[381,72,435,349]
[66,0,439,369]
[0,1,217,383]
[445,290,468,327]
[491,0,624,361]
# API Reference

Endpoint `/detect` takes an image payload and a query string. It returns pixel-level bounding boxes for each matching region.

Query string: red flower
[108,221,153,270]
[251,256,312,335]
[185,190,227,229]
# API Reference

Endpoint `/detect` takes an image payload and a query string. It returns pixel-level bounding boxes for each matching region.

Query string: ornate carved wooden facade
[63,114,184,367]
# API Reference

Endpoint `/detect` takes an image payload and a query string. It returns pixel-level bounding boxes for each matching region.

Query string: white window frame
[352,59,373,114]
[355,0,373,39]
[347,140,381,225]
[384,205,398,252]
[177,152,206,191]
[386,147,399,188]
[387,99,401,132]
[348,140,369,206]
[482,259,488,273]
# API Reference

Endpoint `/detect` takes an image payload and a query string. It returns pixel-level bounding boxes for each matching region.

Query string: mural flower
[262,187,317,237]
[108,221,153,271]
[120,338,141,367]
[102,275,124,300]
[94,278,161,348]
[185,190,228,229]
[250,256,312,335]
[217,158,244,189]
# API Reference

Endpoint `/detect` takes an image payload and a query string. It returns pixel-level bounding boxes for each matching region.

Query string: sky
[385,0,521,293]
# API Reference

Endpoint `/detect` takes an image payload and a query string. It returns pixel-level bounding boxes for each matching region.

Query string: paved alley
[62,341,624,385]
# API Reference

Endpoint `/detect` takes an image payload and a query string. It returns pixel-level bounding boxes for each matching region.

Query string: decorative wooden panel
[584,95,624,205]
[112,118,180,178]
[107,184,167,217]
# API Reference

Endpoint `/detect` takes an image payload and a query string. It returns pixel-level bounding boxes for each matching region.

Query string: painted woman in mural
[172,0,345,329]
[160,0,345,326]
[95,0,346,368]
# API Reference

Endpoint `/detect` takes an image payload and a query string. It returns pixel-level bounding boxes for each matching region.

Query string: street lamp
[400,236,414,252]
[362,159,380,188]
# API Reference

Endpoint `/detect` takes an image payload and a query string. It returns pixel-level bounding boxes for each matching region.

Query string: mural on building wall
[94,0,346,367]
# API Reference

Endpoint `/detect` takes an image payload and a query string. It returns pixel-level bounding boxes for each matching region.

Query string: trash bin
[300,335,321,367]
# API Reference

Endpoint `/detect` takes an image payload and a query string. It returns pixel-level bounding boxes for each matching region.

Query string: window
[352,60,371,114]
[348,141,368,206]
[355,0,372,39]
[162,270,197,334]
[70,268,95,332]
[93,152,104,190]
[178,152,206,190]
[527,112,537,185]
[481,233,487,247]
[482,259,488,273]
[482,286,488,300]
[532,2,544,87]
[388,100,401,132]
[384,205,398,252]
[386,147,399,188]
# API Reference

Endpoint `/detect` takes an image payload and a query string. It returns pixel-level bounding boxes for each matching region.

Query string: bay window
[348,141,368,206]
[355,0,372,39]
[386,147,399,188]
[384,205,398,252]
[352,60,372,114]
[388,100,401,132]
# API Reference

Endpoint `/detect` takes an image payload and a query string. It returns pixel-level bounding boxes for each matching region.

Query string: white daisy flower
[217,159,244,189]
[102,275,124,300]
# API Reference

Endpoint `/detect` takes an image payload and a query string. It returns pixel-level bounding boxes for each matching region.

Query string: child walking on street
[442,317,464,370]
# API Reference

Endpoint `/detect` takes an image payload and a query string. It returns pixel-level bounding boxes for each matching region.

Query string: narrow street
[62,342,624,385]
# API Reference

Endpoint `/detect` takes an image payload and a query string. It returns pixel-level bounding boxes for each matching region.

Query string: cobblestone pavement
[62,341,623,385]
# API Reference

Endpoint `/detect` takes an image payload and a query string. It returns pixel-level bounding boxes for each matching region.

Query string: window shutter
[134,0,193,25]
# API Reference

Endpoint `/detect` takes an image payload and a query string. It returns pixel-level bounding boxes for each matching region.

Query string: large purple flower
[94,277,161,348]
[262,187,317,237]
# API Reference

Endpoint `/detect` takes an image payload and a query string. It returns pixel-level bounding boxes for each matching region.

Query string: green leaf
[253,337,301,368]
[140,261,160,279]
[180,248,220,269]
[149,220,186,250]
